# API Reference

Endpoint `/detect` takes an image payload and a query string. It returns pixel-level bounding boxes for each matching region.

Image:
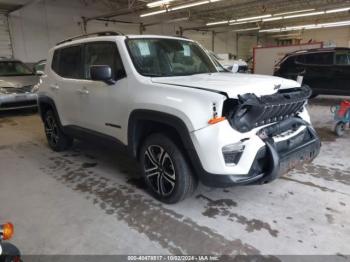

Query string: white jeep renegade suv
[38,32,320,203]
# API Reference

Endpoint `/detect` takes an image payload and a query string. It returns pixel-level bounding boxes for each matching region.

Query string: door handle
[50,84,59,90]
[77,88,89,95]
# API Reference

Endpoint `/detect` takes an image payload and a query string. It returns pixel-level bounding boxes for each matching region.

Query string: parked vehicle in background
[0,59,39,111]
[274,48,350,97]
[209,51,248,73]
[38,32,320,203]
[34,59,46,75]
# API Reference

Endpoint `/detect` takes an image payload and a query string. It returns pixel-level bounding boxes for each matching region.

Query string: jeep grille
[226,86,311,133]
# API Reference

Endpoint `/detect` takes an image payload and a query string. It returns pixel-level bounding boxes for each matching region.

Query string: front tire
[140,133,197,204]
[44,110,73,151]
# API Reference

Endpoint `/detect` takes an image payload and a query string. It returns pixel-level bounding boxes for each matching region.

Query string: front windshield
[126,38,217,77]
[0,61,34,76]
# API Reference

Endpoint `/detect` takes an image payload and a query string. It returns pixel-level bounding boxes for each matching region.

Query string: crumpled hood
[152,73,300,98]
[0,75,39,88]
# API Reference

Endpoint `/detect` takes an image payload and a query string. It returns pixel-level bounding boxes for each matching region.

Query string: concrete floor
[0,96,349,257]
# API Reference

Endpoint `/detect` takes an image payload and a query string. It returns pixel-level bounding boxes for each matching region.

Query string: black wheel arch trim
[38,95,63,128]
[127,109,207,178]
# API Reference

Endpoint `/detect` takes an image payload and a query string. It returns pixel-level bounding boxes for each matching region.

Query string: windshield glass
[0,61,34,76]
[126,38,217,77]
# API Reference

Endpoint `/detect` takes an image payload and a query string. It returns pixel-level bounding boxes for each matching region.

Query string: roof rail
[56,31,124,46]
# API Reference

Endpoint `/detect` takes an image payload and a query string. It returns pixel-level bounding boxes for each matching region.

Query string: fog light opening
[222,143,245,166]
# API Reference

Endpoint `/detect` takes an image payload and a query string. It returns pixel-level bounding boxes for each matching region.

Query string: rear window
[302,52,333,65]
[51,45,84,79]
[335,50,350,65]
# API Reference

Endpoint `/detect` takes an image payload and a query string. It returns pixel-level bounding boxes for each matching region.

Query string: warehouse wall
[301,27,350,47]
[8,0,109,62]
[8,0,196,63]
[182,30,237,56]
[260,27,350,48]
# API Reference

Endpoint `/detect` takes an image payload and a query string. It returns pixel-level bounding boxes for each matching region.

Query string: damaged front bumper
[198,117,321,187]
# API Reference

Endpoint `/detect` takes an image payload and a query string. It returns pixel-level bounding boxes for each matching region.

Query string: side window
[53,45,84,79]
[335,51,350,65]
[304,52,333,65]
[84,42,126,80]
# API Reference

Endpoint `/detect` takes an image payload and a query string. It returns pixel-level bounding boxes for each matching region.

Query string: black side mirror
[90,65,115,85]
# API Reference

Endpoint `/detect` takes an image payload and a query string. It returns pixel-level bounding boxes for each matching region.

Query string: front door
[78,41,128,140]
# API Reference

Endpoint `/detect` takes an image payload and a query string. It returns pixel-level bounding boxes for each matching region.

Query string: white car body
[38,34,320,201]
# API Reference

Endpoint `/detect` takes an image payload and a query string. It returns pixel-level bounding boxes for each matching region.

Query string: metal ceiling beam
[83,3,146,22]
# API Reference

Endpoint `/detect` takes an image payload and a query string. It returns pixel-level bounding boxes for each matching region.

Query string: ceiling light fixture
[326,7,350,14]
[230,20,261,25]
[259,20,350,33]
[169,0,209,11]
[283,11,325,19]
[236,14,271,22]
[142,0,223,17]
[206,6,350,27]
[147,0,174,8]
[140,9,167,17]
[262,16,283,22]
[206,20,229,26]
[274,9,315,16]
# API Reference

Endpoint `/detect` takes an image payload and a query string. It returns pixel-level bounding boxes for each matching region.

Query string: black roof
[288,47,350,56]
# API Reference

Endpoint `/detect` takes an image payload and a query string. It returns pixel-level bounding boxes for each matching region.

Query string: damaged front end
[223,85,312,133]
[219,85,321,185]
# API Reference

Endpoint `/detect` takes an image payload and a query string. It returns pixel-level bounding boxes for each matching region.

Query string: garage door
[0,14,12,58]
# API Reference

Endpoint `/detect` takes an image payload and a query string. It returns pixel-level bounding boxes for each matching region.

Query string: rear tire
[140,133,197,204]
[44,110,73,151]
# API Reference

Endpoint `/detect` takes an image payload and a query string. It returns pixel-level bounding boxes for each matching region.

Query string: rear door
[334,50,350,95]
[49,45,84,126]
